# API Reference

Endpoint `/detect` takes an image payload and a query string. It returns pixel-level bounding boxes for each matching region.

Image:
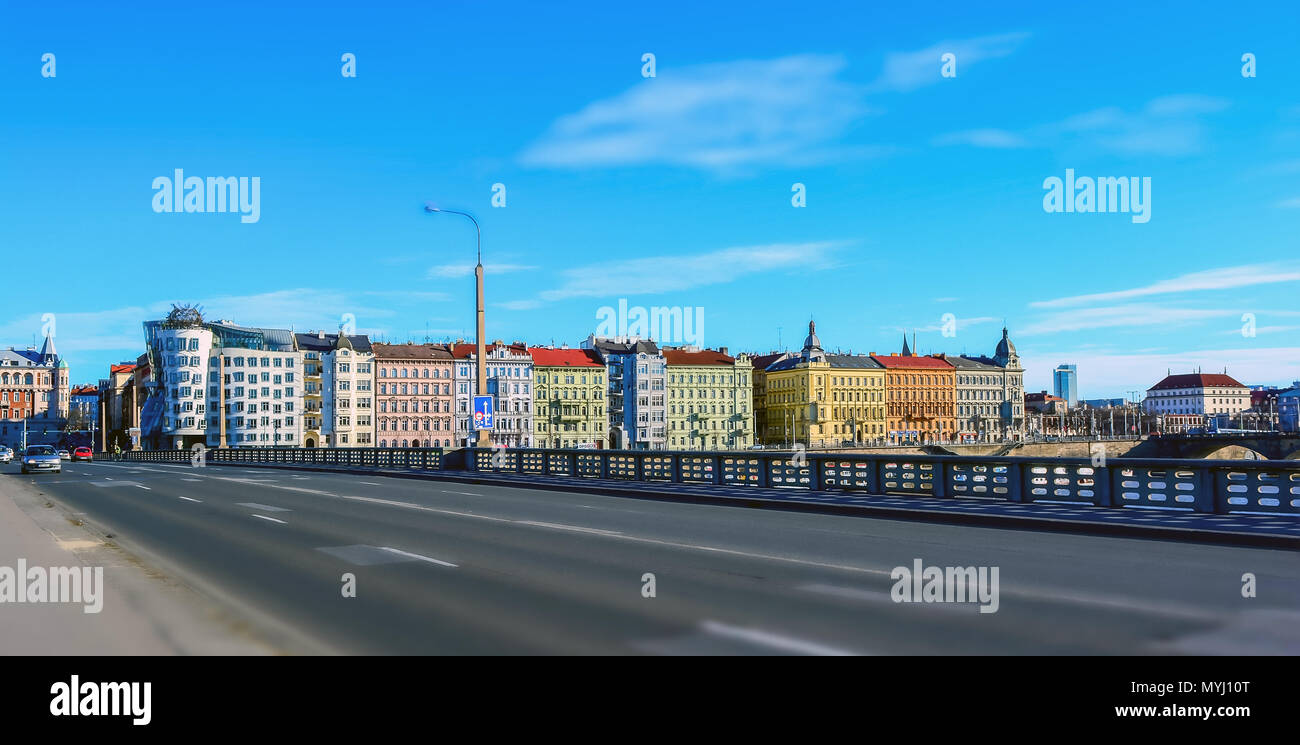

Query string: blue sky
[2,0,1299,398]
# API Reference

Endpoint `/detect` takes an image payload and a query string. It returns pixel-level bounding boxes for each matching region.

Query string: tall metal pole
[427,204,490,449]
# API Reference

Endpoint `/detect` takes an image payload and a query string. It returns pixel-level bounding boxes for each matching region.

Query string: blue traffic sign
[472,395,494,430]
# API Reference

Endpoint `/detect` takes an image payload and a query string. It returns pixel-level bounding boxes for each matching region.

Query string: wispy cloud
[1031,263,1300,309]
[935,93,1230,156]
[497,241,841,308]
[887,316,1000,333]
[869,32,1030,92]
[932,129,1028,148]
[427,263,537,279]
[1019,304,1236,335]
[1277,197,1300,209]
[521,55,876,171]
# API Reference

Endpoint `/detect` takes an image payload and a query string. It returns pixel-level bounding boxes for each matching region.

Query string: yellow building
[760,321,887,447]
[529,346,606,448]
[664,347,754,450]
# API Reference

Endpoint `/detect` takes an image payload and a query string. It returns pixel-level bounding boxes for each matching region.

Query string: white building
[144,314,304,449]
[320,334,374,447]
[1143,372,1250,432]
[452,341,534,448]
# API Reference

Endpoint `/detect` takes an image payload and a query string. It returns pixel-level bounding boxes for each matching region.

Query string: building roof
[870,353,954,370]
[371,343,453,360]
[1147,373,1247,391]
[663,348,735,365]
[70,384,98,396]
[528,347,603,367]
[295,332,373,353]
[587,338,661,357]
[110,363,137,375]
[825,354,883,369]
[750,352,790,372]
[943,354,1003,371]
[449,342,529,359]
[1025,391,1064,403]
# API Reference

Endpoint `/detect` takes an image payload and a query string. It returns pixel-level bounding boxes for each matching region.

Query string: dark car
[21,445,62,474]
[72,447,93,462]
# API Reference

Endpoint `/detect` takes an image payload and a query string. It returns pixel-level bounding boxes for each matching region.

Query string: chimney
[719,346,729,356]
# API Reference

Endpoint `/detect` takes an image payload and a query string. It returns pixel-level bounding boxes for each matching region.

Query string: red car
[72,447,93,462]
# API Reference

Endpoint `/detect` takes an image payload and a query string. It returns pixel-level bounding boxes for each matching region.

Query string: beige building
[664,347,754,450]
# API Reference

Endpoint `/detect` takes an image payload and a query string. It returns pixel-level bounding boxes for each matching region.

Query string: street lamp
[425,203,490,449]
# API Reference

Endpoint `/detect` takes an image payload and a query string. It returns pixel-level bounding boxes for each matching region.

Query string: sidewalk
[0,475,275,655]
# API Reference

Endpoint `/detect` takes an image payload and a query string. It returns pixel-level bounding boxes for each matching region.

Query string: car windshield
[26,446,56,456]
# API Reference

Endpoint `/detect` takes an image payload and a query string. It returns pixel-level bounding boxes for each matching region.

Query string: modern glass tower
[1053,364,1078,408]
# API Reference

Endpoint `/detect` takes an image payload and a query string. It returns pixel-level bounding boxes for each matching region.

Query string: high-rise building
[529,346,606,449]
[1053,364,1078,408]
[663,346,754,450]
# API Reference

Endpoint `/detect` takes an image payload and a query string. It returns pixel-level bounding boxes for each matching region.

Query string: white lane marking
[181,478,203,482]
[87,464,1238,620]
[135,484,152,490]
[250,514,286,524]
[359,481,382,486]
[516,520,623,536]
[378,547,458,568]
[699,620,858,656]
[236,502,291,513]
[179,496,202,503]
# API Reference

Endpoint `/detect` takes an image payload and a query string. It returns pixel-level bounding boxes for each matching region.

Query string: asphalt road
[4,460,1299,654]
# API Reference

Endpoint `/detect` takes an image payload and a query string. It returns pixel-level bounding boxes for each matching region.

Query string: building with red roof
[528,346,605,448]
[871,338,956,444]
[662,346,754,450]
[1143,372,1250,432]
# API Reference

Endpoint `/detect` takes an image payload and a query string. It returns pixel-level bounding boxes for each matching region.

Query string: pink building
[371,343,455,448]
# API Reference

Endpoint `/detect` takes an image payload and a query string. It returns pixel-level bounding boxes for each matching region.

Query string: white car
[21,445,62,474]
[0,446,12,464]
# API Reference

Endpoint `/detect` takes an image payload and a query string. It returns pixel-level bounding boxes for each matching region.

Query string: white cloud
[870,32,1030,92]
[932,129,1028,149]
[1019,305,1236,335]
[1277,197,1300,209]
[521,55,875,171]
[936,94,1229,156]
[427,263,537,279]
[529,241,840,304]
[1031,263,1300,309]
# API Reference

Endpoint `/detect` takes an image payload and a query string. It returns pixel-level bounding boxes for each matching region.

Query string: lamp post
[426,203,490,449]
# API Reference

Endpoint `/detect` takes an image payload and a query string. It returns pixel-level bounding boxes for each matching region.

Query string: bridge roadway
[4,459,1298,655]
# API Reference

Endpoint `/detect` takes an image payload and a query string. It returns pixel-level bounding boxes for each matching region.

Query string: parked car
[0,446,12,464]
[21,445,62,474]
[72,447,93,462]
[57,449,71,459]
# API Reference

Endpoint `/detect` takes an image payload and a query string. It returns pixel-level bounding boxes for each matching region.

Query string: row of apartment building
[106,312,1033,450]
[60,313,1300,452]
